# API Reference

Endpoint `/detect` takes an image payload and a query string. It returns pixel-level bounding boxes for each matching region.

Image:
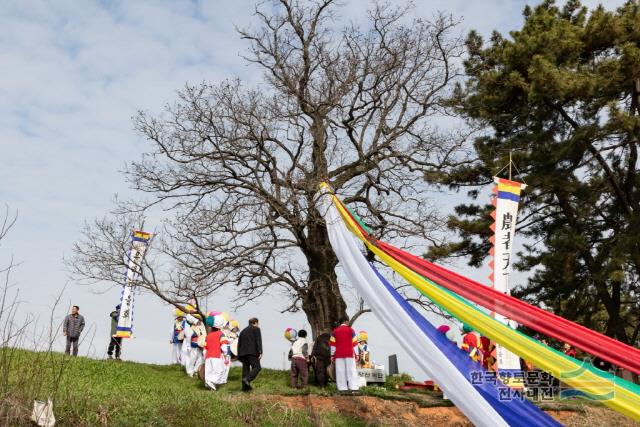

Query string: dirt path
[265,395,638,427]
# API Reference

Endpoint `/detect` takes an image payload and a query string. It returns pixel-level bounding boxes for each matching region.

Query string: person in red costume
[563,343,577,358]
[203,321,230,391]
[460,324,481,363]
[480,336,496,370]
[330,317,360,393]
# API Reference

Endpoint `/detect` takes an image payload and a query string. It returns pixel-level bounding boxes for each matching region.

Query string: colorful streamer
[114,230,152,338]
[334,193,640,376]
[321,191,560,426]
[325,187,640,420]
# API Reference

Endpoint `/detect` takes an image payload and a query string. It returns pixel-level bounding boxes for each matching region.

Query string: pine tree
[431,0,640,344]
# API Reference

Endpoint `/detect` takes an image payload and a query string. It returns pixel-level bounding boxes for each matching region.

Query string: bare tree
[69,213,213,319]
[70,0,465,337]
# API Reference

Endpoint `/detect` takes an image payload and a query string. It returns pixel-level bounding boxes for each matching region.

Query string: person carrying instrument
[170,308,185,364]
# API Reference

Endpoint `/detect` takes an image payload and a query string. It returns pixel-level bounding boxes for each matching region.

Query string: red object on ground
[398,381,436,391]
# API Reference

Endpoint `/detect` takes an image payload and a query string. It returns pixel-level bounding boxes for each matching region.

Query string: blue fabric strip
[369,263,561,427]
[497,191,520,202]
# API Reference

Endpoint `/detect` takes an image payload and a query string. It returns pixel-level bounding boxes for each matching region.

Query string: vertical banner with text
[114,230,152,338]
[489,178,526,373]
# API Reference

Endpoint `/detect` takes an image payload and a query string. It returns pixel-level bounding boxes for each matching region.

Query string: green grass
[0,349,367,426]
[0,349,615,426]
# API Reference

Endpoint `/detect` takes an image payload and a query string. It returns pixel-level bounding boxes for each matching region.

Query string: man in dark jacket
[237,317,262,391]
[63,305,85,356]
[107,304,122,360]
[311,330,331,387]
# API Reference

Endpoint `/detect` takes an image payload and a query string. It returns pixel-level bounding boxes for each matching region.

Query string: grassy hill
[0,349,357,426]
[0,349,635,426]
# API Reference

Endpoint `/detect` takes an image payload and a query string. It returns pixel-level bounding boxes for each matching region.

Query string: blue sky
[0,0,626,378]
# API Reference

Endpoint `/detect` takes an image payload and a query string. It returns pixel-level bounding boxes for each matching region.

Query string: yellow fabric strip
[331,194,640,420]
[113,331,132,338]
[496,178,526,189]
[497,183,523,195]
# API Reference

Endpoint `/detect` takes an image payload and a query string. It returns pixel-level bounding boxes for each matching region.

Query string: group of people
[456,323,584,372]
[450,322,619,394]
[285,317,370,393]
[65,302,620,398]
[61,304,127,359]
[170,304,263,391]
[169,310,369,393]
[61,303,368,395]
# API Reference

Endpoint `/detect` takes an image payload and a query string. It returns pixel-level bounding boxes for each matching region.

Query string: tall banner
[114,230,152,338]
[489,177,526,374]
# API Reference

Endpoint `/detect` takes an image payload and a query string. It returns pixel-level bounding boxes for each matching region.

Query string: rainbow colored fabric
[322,191,559,426]
[496,178,524,202]
[321,186,640,422]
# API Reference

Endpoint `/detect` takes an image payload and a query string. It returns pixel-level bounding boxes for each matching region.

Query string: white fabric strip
[321,194,508,427]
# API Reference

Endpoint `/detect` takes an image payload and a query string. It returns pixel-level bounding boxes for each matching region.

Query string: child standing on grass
[289,329,309,389]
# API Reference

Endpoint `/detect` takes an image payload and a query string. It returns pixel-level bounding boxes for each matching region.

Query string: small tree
[71,0,465,337]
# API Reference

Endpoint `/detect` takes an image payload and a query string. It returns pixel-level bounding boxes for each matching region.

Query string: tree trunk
[604,278,629,343]
[302,272,347,340]
[301,213,348,339]
[631,320,640,346]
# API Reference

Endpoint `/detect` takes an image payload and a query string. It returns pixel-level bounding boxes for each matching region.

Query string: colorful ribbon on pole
[333,193,640,376]
[321,184,640,421]
[321,189,560,427]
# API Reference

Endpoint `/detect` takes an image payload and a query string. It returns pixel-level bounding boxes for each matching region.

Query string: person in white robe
[170,312,185,365]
